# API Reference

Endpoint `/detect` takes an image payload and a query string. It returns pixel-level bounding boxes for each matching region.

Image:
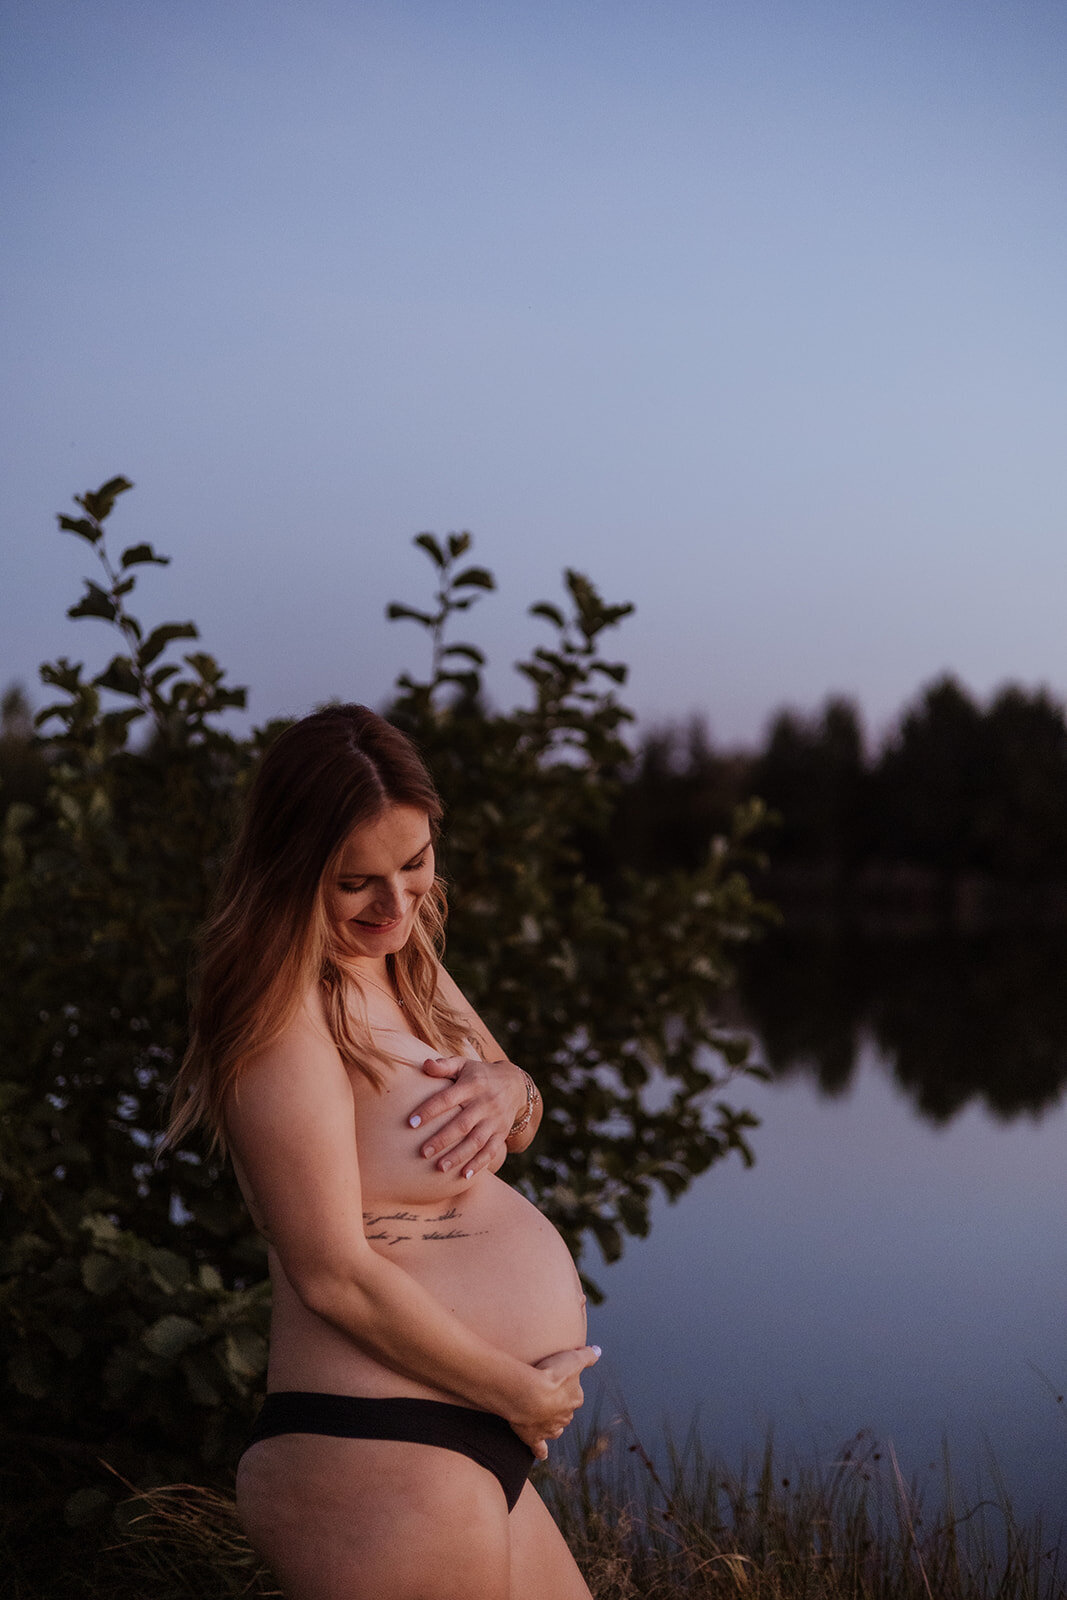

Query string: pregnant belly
[366,1176,587,1362]
[266,1173,587,1396]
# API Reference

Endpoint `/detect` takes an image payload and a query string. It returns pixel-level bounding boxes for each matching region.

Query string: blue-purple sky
[4,0,1066,747]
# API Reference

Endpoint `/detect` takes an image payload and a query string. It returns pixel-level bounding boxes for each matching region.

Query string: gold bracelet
[507,1070,540,1138]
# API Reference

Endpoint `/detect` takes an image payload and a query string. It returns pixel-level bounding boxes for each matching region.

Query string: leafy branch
[41,476,246,748]
[386,530,495,704]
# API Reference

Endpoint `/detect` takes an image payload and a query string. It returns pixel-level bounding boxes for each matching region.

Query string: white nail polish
[464,1168,474,1180]
[409,1114,421,1128]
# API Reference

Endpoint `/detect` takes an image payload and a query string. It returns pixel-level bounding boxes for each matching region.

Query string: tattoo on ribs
[362,1205,487,1247]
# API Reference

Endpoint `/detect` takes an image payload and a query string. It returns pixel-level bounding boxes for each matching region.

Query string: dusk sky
[4,0,1066,749]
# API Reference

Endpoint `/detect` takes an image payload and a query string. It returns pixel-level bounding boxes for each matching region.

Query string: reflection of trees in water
[740,931,1067,1123]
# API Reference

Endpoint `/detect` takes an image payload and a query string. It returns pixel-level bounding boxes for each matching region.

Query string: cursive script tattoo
[362,1205,487,1247]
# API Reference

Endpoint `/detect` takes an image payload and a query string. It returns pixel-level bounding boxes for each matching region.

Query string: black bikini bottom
[243,1391,535,1512]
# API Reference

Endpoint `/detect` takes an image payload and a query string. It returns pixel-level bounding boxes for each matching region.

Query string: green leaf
[183,650,220,681]
[216,685,248,709]
[121,542,170,568]
[709,1034,751,1067]
[82,1251,125,1295]
[591,661,628,684]
[138,621,198,668]
[658,1166,690,1199]
[591,1217,623,1263]
[452,565,495,591]
[440,644,486,664]
[386,604,436,627]
[530,602,565,627]
[67,581,118,623]
[617,1192,651,1234]
[57,514,102,545]
[94,655,141,697]
[143,1314,203,1358]
[78,476,134,522]
[83,1212,121,1246]
[437,670,479,696]
[224,1327,269,1381]
[147,1246,191,1293]
[180,1350,222,1406]
[99,706,144,737]
[414,532,445,567]
[39,656,84,691]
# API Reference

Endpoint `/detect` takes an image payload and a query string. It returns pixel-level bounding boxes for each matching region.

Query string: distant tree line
[612,679,1067,927]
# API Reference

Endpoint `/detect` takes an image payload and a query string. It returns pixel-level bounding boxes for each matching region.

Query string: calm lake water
[579,937,1067,1530]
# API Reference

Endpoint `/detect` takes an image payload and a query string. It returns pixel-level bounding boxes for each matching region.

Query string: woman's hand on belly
[510,1344,601,1461]
[408,1055,529,1179]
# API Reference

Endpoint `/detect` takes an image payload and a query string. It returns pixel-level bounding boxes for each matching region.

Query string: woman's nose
[370,879,405,917]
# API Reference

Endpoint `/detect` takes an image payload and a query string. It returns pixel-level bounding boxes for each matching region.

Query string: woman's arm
[406,964,543,1176]
[225,999,590,1454]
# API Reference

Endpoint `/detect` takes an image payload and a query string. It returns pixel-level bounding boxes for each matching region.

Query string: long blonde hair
[166,704,475,1153]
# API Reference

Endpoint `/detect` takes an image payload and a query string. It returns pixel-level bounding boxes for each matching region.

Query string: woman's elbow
[295,1255,375,1325]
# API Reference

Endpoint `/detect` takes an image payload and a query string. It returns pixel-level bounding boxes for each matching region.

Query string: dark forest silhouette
[12,671,1067,928]
[612,679,1067,929]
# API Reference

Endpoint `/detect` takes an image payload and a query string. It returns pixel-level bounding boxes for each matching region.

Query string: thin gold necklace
[356,970,405,1010]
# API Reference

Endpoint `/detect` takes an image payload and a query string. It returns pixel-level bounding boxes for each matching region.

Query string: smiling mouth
[354,916,403,930]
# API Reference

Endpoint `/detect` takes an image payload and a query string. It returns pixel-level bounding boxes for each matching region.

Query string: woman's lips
[353,915,403,931]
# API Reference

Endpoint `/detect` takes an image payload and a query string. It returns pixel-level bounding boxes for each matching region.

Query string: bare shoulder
[224,981,351,1156]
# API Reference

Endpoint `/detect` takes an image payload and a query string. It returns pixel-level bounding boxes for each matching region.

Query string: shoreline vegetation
[7,1417,1064,1600]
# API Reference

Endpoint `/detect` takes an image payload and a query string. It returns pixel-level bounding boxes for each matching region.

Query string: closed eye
[336,844,431,895]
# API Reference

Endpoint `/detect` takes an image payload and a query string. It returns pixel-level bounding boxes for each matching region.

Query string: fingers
[511,1422,550,1460]
[434,1127,507,1179]
[416,1104,502,1174]
[419,1054,467,1080]
[519,1344,601,1444]
[407,1057,519,1174]
[536,1344,601,1376]
[407,1058,467,1129]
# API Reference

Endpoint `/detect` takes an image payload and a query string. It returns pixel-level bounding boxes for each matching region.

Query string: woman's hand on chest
[406,1055,531,1180]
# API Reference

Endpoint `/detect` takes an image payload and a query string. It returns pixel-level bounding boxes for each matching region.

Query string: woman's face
[327,804,435,963]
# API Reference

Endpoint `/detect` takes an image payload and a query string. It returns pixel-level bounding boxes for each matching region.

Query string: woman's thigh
[236,1433,512,1600]
[507,1481,593,1600]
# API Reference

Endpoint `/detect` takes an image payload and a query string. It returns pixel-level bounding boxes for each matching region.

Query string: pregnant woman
[167,704,599,1600]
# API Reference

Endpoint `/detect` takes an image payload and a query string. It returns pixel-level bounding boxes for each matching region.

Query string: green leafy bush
[0,480,768,1506]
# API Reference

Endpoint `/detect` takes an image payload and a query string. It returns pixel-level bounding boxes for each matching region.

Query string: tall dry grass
[86,1420,1065,1600]
[542,1418,1066,1599]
